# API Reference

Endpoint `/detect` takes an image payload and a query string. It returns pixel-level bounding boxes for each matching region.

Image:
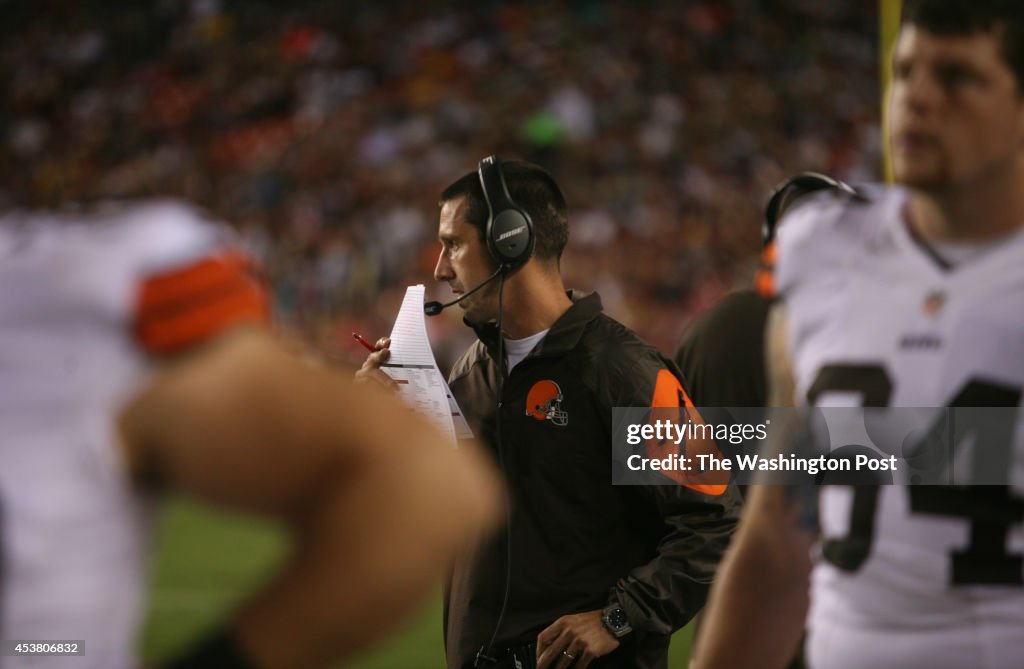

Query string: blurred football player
[0,200,503,669]
[694,1,1024,667]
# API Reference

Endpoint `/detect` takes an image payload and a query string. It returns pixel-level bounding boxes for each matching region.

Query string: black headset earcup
[489,208,533,268]
[479,155,535,271]
[763,172,862,245]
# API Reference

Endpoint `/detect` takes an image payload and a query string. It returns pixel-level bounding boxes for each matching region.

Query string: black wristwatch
[601,601,632,638]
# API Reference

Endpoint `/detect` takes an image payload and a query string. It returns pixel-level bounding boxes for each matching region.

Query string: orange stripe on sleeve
[134,251,270,355]
[646,369,728,496]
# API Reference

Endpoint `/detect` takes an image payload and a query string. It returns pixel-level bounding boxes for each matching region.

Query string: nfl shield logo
[922,290,946,317]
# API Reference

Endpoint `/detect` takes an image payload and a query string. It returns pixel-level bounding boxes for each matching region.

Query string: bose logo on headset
[479,155,535,272]
[496,225,527,243]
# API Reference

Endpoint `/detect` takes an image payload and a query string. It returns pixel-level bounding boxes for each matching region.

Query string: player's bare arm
[691,305,813,669]
[119,327,505,669]
[765,303,795,409]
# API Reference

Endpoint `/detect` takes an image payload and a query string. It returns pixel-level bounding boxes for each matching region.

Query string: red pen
[352,332,378,353]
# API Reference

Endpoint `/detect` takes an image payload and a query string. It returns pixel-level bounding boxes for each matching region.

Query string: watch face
[607,607,628,629]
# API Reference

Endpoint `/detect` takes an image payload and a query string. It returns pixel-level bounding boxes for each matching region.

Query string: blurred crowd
[1,0,879,369]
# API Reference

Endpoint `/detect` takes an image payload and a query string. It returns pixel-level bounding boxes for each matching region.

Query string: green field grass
[141,499,694,668]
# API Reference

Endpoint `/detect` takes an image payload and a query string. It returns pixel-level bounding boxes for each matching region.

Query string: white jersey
[776,185,1024,669]
[0,201,266,668]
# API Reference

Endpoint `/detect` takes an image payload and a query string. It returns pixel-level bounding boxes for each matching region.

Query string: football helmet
[525,379,569,426]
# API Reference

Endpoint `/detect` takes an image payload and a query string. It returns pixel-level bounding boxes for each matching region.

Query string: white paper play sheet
[381,285,473,446]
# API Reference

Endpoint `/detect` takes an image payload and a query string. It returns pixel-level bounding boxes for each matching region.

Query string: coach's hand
[536,610,619,669]
[354,337,399,392]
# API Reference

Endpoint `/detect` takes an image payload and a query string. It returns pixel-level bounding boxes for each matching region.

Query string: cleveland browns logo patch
[525,379,569,426]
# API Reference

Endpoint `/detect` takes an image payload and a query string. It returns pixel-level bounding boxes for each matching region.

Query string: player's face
[434,196,499,324]
[888,26,1024,191]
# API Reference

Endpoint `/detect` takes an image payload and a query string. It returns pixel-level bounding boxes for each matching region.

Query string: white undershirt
[503,328,549,372]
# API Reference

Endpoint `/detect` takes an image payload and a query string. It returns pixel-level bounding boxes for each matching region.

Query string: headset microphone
[423,267,503,316]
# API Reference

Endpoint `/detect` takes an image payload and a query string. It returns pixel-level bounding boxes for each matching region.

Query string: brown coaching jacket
[444,291,742,669]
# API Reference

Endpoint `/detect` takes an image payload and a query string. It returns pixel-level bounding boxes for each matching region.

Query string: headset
[474,155,525,667]
[762,171,862,245]
[424,155,535,316]
[479,155,535,271]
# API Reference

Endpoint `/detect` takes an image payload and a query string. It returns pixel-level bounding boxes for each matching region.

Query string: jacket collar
[467,290,603,365]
